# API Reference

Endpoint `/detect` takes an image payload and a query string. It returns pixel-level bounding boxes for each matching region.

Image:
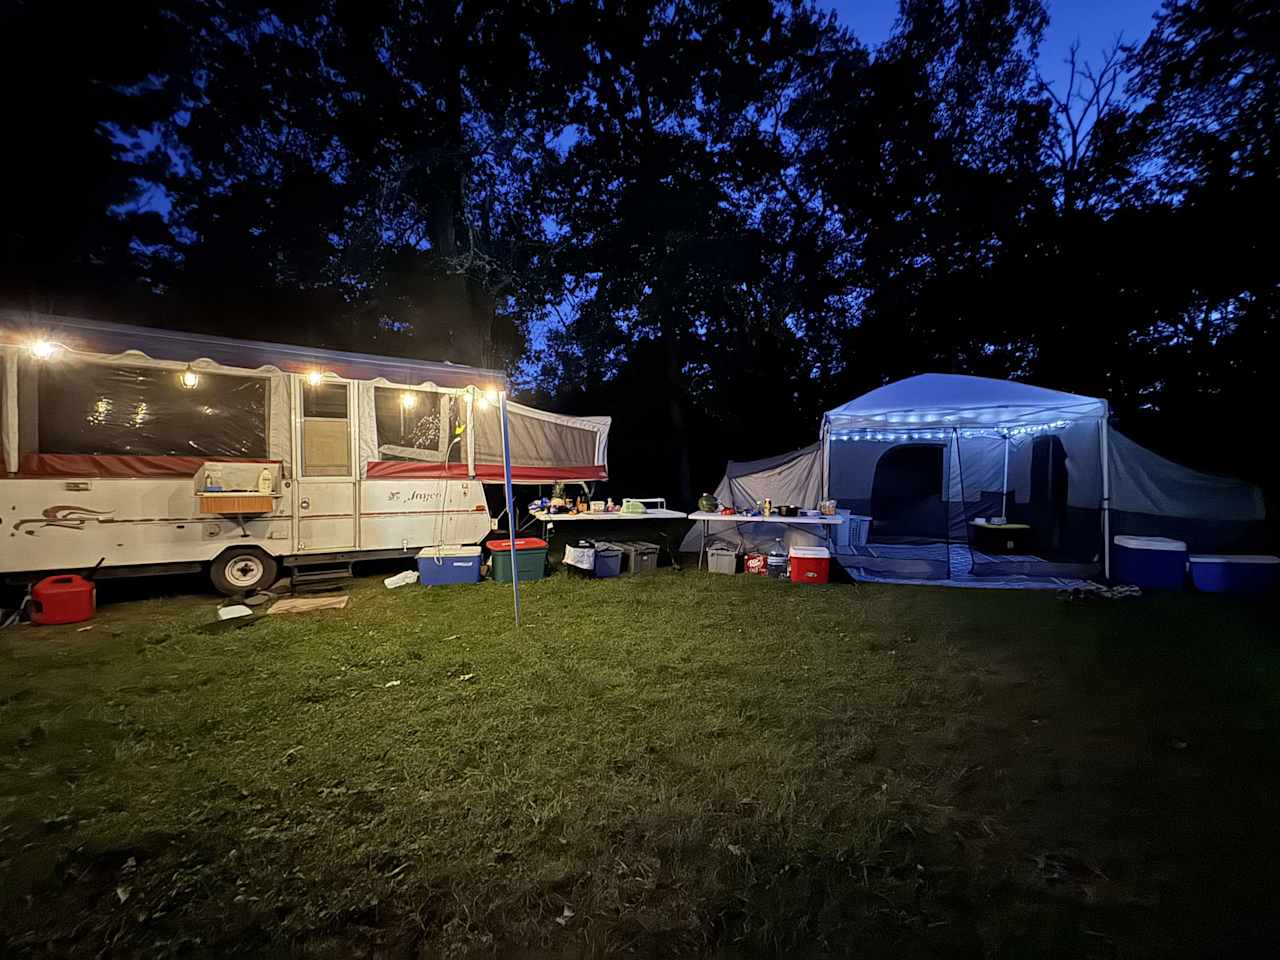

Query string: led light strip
[833,420,1072,442]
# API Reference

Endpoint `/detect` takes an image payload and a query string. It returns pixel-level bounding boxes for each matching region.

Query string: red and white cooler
[789,546,830,584]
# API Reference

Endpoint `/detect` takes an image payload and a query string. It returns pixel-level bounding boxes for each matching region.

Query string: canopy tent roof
[823,374,1107,432]
[0,311,503,390]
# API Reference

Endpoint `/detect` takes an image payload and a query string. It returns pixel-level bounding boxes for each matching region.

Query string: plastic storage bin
[607,540,660,575]
[835,510,872,551]
[707,545,738,574]
[592,542,622,578]
[1112,535,1187,590]
[1188,555,1280,594]
[487,537,548,583]
[417,545,481,585]
[563,542,595,574]
[789,546,831,584]
[31,574,96,625]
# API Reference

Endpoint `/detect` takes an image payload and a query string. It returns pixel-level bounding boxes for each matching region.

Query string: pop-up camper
[1,312,608,592]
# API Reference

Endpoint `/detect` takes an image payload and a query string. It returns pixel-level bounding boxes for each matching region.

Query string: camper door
[293,376,358,551]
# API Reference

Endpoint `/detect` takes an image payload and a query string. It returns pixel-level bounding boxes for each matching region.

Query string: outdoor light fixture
[178,367,201,389]
[477,385,500,410]
[28,339,58,360]
[306,370,325,386]
[400,391,418,410]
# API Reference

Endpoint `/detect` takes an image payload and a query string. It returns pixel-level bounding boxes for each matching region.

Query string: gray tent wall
[1107,428,1267,552]
[678,444,826,555]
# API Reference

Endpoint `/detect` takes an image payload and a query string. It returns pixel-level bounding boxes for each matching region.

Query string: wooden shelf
[197,493,275,515]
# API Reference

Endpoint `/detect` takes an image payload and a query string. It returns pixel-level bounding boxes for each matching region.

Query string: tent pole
[465,390,476,478]
[1100,414,1112,581]
[499,390,521,626]
[820,420,830,502]
[1001,433,1010,521]
[951,429,973,578]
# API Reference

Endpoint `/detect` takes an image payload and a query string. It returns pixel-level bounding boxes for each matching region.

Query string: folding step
[289,561,354,594]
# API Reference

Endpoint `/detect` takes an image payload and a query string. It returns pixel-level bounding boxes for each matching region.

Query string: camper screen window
[374,387,451,460]
[37,362,268,458]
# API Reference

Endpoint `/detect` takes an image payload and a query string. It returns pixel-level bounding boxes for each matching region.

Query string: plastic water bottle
[767,538,787,578]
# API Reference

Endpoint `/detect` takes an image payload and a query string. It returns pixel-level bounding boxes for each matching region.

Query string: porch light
[28,339,58,360]
[178,367,200,389]
[306,370,325,386]
[400,391,418,410]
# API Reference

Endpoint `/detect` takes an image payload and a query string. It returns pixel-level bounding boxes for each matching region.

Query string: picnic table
[687,511,845,570]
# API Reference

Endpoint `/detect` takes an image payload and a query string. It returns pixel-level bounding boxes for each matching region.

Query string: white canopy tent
[821,374,1266,585]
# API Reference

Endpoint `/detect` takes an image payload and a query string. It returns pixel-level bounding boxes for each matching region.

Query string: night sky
[827,0,1162,87]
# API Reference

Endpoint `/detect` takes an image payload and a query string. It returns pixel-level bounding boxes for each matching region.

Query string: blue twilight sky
[825,0,1165,91]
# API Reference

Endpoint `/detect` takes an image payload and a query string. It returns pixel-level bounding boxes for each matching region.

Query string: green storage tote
[487,537,548,583]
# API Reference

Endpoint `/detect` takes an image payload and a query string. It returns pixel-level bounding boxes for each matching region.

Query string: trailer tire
[210,547,278,596]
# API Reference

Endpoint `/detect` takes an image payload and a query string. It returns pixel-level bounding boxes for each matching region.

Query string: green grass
[2,570,1278,957]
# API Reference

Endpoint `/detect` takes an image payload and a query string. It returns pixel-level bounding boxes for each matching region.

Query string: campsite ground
[1,568,1277,958]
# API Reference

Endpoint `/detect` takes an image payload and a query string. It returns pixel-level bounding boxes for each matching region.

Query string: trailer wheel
[210,547,278,596]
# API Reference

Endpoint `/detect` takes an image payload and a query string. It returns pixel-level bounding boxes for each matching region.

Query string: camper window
[373,386,451,461]
[34,360,268,458]
[301,381,351,476]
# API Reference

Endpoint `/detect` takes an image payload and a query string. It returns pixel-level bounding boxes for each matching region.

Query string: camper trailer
[1,312,609,593]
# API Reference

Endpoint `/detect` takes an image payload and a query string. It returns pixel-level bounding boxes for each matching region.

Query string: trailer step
[288,561,354,594]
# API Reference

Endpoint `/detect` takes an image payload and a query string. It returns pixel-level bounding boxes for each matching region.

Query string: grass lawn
[2,568,1278,957]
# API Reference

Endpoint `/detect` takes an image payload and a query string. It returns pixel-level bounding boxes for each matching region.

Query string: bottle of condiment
[257,467,273,495]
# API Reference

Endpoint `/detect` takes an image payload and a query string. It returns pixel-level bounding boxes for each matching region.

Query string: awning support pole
[499,390,522,626]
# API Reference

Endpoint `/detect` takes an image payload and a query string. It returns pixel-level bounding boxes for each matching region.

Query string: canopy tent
[821,374,1267,586]
[1,312,609,484]
[677,444,827,555]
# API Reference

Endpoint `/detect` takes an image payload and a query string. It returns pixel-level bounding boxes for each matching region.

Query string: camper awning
[0,311,503,390]
[823,374,1107,433]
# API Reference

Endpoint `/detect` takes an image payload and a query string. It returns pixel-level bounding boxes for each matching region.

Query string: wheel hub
[226,556,264,588]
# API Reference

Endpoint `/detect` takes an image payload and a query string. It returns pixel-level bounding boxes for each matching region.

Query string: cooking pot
[777,504,799,518]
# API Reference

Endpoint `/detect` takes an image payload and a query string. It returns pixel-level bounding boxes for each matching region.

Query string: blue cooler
[1112,536,1187,590]
[1188,555,1280,594]
[417,545,482,585]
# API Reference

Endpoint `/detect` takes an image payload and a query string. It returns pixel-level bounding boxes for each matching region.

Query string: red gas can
[31,575,96,625]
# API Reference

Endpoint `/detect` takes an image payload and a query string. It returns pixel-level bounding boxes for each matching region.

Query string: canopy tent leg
[1001,433,1010,521]
[1100,417,1112,581]
[952,429,973,578]
[820,421,830,502]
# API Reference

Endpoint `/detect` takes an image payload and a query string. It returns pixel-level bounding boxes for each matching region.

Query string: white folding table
[687,511,845,570]
[531,508,690,568]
